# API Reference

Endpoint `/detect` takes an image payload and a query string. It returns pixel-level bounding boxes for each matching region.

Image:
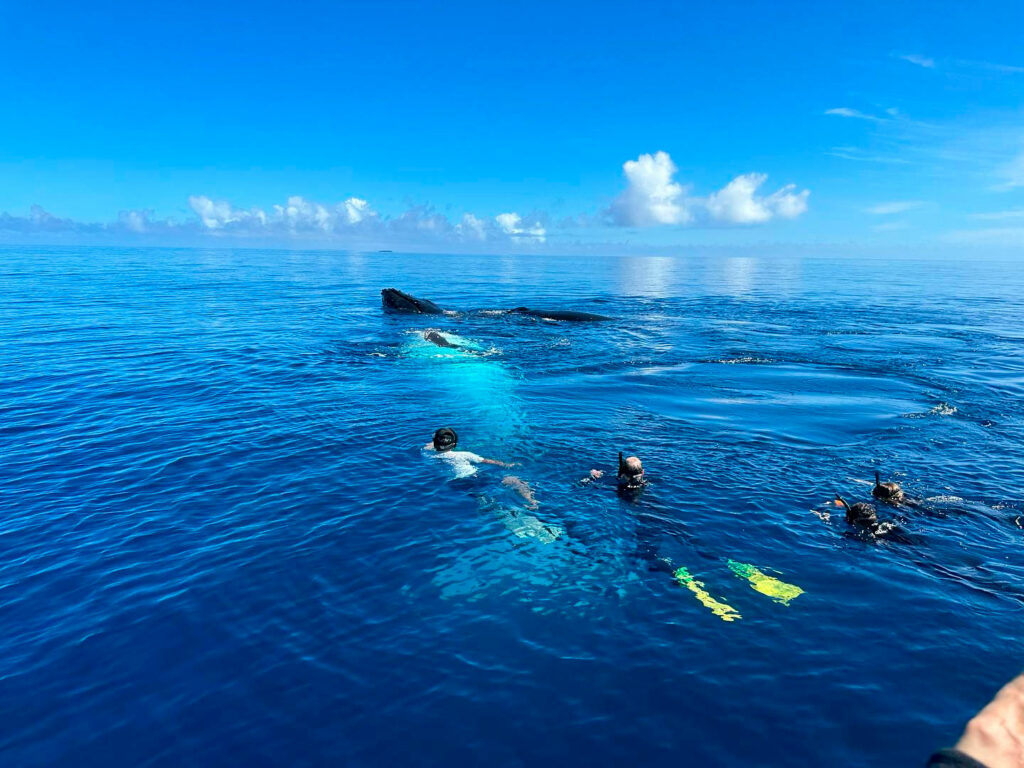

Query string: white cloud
[607,152,809,227]
[899,54,935,69]
[117,210,151,232]
[825,107,884,122]
[343,197,371,224]
[607,151,691,226]
[455,213,488,240]
[180,194,555,245]
[189,194,379,232]
[706,173,809,224]
[189,196,246,229]
[496,212,546,242]
[865,201,924,215]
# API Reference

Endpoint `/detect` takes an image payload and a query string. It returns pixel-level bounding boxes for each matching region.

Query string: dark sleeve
[926,748,989,768]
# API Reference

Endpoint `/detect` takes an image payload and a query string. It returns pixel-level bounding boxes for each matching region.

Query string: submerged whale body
[381,288,445,314]
[508,306,611,322]
[380,288,611,322]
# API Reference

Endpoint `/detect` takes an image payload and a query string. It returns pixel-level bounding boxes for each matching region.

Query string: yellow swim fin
[673,566,742,622]
[727,560,804,606]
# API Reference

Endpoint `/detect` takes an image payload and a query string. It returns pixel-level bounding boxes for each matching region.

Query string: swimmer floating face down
[433,427,458,452]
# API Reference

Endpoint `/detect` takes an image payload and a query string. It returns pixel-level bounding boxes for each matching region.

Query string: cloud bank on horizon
[0,151,808,247]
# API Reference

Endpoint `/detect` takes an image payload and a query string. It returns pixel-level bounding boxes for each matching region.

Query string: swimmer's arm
[479,457,517,468]
[580,468,604,484]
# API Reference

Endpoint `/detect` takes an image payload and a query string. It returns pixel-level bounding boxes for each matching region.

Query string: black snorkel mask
[617,451,646,490]
[433,427,458,452]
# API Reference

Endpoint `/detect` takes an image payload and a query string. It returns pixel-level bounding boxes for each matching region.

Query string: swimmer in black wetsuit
[833,494,916,544]
[835,495,880,529]
[872,470,905,505]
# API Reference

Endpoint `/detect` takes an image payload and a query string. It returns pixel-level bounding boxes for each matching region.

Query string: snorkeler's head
[433,427,458,452]
[617,452,645,489]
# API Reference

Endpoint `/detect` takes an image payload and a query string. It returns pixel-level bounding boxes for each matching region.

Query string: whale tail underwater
[381,288,611,322]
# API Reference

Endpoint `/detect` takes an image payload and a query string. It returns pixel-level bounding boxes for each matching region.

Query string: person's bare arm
[944,673,1024,768]
[480,457,517,468]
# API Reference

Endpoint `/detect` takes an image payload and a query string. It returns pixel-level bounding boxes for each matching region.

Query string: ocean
[2,245,1023,767]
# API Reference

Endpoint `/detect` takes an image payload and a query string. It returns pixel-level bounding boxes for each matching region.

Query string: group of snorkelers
[423,426,647,501]
[426,422,919,542]
[832,471,925,541]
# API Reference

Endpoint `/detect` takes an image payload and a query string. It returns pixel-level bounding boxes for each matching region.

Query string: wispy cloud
[825,107,886,122]
[865,201,924,215]
[0,205,177,236]
[995,151,1024,190]
[827,147,912,164]
[898,54,935,69]
[969,209,1024,221]
[952,58,1024,75]
[942,227,1024,246]
[893,53,1023,75]
[605,152,809,227]
[871,221,911,231]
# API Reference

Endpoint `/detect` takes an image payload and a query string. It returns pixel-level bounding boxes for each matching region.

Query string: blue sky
[1,0,1022,253]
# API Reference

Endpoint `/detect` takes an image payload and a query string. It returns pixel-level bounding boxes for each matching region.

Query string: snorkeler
[423,427,516,479]
[584,452,647,493]
[872,470,905,505]
[834,495,880,529]
[833,494,914,543]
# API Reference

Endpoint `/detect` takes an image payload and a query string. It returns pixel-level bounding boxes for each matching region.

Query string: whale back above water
[381,287,445,314]
[380,288,611,321]
[508,306,611,322]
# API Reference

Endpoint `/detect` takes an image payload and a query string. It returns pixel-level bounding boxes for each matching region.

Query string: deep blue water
[2,246,1024,767]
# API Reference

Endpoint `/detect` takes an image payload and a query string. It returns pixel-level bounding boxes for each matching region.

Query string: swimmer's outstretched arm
[479,457,517,468]
[928,672,1024,767]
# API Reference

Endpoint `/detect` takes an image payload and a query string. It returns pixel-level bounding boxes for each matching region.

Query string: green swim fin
[673,566,742,622]
[727,560,804,606]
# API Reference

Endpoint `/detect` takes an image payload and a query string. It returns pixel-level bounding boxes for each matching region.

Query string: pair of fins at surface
[669,560,805,622]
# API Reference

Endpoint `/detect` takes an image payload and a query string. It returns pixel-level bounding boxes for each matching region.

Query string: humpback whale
[381,288,445,315]
[508,307,612,322]
[380,288,611,321]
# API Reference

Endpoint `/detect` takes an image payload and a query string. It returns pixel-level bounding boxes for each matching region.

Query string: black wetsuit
[926,748,989,767]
